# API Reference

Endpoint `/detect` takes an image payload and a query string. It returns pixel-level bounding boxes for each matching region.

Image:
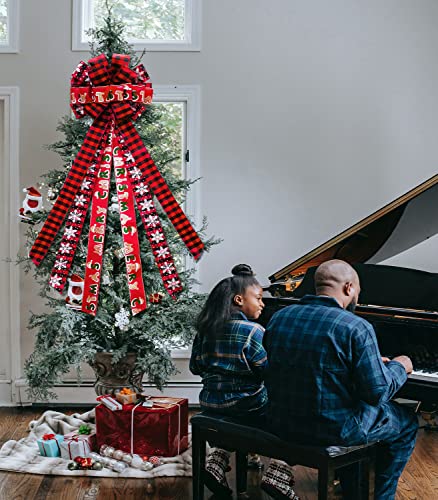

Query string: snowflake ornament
[115,308,130,331]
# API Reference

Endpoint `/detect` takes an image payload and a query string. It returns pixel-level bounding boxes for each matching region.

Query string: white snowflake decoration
[135,183,149,196]
[130,167,142,179]
[68,209,82,223]
[145,215,159,228]
[54,258,69,270]
[64,227,77,239]
[49,274,63,288]
[156,246,170,259]
[59,242,73,254]
[140,199,154,212]
[75,194,87,206]
[124,152,135,164]
[81,179,92,191]
[115,307,130,331]
[150,230,164,243]
[160,262,175,275]
[167,277,180,290]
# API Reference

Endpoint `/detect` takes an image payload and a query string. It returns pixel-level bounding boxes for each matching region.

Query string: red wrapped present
[95,396,188,457]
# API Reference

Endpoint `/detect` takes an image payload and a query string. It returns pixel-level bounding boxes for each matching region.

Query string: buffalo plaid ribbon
[29,54,204,315]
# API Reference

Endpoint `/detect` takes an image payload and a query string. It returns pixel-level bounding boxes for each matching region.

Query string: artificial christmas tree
[21,8,218,401]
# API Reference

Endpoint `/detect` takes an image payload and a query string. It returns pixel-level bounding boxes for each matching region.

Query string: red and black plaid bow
[29,54,204,316]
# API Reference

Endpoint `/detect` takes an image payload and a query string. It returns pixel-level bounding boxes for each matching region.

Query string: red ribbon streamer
[29,54,204,315]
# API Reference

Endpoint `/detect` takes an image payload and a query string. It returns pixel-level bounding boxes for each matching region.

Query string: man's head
[314,259,360,311]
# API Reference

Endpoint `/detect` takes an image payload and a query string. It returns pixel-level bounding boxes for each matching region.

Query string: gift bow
[78,425,92,435]
[29,54,204,316]
[42,433,56,441]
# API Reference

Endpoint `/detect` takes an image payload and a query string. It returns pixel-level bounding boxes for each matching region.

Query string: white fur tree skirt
[0,409,192,478]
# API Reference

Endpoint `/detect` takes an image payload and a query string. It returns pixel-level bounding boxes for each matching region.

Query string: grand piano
[260,174,438,407]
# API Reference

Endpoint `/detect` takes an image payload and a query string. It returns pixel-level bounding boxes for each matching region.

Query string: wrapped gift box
[37,433,64,457]
[115,388,138,405]
[60,430,97,460]
[95,397,188,457]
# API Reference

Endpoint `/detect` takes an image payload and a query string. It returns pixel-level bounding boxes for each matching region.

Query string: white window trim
[72,0,201,52]
[0,0,19,53]
[153,85,201,359]
[0,87,20,405]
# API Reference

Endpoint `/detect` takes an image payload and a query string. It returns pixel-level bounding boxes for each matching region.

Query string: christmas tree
[21,8,218,401]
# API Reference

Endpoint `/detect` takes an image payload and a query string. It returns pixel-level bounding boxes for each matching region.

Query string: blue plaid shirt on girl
[190,311,268,410]
[264,295,408,444]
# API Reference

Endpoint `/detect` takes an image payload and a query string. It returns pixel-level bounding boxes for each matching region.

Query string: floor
[0,407,436,499]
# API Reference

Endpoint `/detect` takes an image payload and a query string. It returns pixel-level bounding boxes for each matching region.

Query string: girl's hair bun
[231,264,255,277]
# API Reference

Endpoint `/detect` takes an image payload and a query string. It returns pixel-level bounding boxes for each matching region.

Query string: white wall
[1,0,438,397]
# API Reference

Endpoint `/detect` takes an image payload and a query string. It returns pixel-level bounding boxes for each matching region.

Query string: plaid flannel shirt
[264,295,408,444]
[190,312,268,410]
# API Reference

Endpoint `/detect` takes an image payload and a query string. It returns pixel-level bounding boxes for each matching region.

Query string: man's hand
[392,355,413,374]
[381,357,391,363]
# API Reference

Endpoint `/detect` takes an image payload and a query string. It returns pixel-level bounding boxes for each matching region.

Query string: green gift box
[37,433,64,457]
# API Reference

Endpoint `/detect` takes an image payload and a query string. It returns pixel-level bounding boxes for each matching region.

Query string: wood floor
[0,407,437,499]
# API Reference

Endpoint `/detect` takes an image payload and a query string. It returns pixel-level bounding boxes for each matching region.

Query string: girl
[190,264,298,499]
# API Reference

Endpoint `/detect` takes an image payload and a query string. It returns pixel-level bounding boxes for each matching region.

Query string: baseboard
[0,382,14,406]
[12,379,202,406]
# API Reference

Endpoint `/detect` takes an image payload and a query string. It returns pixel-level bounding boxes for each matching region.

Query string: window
[73,0,201,51]
[152,85,201,275]
[152,85,200,222]
[0,0,19,53]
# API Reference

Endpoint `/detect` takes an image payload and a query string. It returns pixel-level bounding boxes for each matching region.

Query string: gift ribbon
[65,435,88,460]
[152,400,182,456]
[29,53,204,315]
[130,401,143,454]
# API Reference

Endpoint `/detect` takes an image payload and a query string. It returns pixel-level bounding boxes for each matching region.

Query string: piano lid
[270,173,438,282]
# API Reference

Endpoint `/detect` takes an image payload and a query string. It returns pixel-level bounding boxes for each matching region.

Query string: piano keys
[261,174,438,406]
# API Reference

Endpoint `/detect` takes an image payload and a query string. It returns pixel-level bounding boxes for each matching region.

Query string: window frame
[0,0,19,53]
[153,85,201,292]
[72,0,201,52]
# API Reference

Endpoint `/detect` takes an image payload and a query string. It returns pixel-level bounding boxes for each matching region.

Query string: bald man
[264,260,418,500]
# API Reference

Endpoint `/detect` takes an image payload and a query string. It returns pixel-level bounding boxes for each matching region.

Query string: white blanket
[0,408,192,478]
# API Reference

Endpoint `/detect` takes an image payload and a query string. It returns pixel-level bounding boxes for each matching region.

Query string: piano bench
[191,413,378,500]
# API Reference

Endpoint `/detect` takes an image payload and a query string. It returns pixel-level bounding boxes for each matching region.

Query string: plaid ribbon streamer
[29,53,204,315]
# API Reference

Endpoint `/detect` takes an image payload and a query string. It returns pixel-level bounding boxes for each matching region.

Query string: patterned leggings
[339,402,418,500]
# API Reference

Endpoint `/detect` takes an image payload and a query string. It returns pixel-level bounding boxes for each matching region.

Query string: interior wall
[0,0,437,382]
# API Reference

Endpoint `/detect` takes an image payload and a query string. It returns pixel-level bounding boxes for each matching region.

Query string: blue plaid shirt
[190,312,268,410]
[264,295,407,444]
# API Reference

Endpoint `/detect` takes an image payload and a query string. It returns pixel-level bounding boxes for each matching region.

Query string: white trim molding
[14,379,201,406]
[0,0,19,53]
[72,0,201,52]
[0,86,20,406]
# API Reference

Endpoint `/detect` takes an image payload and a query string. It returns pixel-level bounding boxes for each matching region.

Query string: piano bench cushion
[191,413,378,466]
